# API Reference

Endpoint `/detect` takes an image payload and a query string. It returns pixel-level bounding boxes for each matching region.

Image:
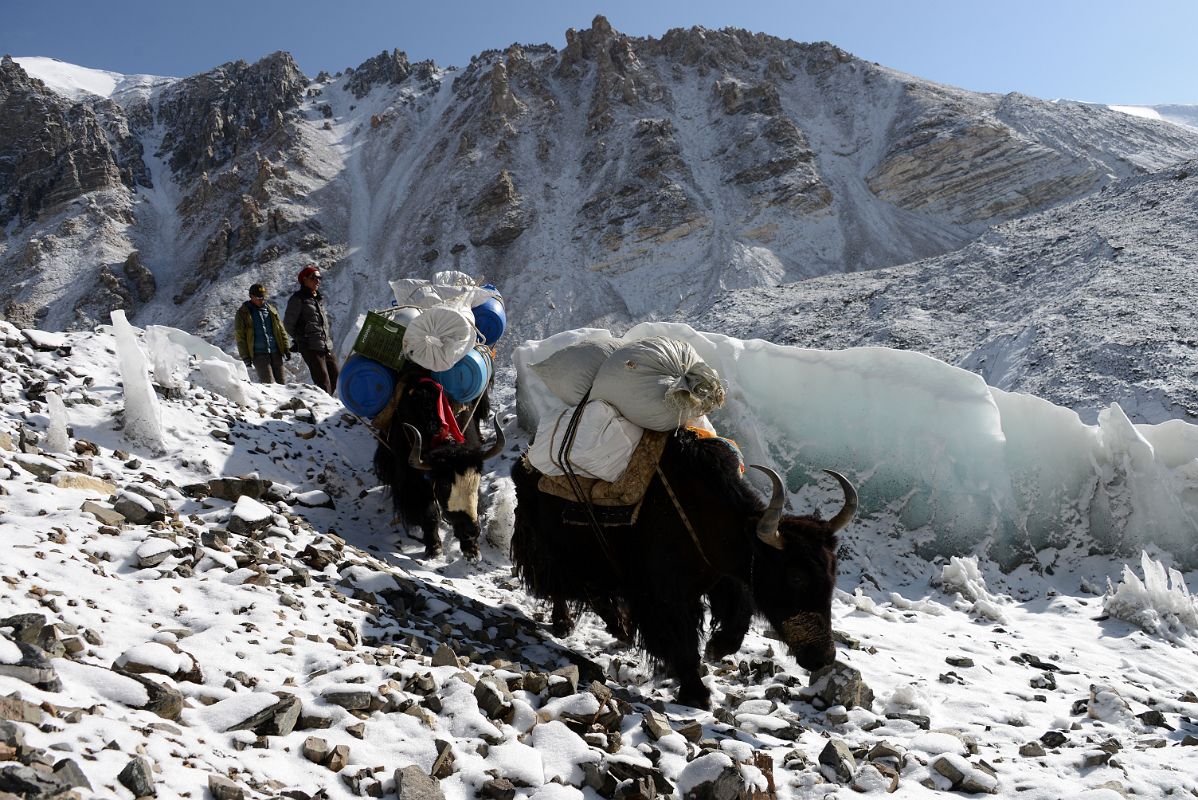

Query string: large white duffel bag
[590,336,725,431]
[530,335,623,407]
[527,400,644,482]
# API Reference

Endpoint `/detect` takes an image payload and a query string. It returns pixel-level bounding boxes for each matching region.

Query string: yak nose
[780,612,836,671]
[794,641,836,672]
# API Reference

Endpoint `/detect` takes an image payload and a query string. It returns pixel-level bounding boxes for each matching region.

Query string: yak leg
[399,482,442,558]
[419,520,442,558]
[414,500,442,558]
[591,595,634,644]
[551,599,575,637]
[705,578,753,661]
[444,469,482,560]
[630,594,710,709]
[444,511,481,561]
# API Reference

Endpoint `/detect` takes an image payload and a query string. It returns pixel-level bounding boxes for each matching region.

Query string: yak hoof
[460,539,480,561]
[551,611,575,638]
[676,683,712,710]
[423,542,443,559]
[704,639,736,662]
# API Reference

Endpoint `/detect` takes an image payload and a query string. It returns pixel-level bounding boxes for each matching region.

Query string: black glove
[284,352,292,361]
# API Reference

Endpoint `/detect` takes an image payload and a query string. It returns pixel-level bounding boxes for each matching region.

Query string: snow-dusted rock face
[0,56,125,226]
[154,51,307,179]
[5,17,1198,355]
[866,89,1198,225]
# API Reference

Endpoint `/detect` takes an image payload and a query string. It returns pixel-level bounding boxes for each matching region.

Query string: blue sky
[2,0,1195,104]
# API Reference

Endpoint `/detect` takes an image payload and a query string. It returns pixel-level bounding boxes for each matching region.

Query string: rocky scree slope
[3,309,1198,798]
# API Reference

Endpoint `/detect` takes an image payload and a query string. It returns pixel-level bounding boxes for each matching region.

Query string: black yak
[510,427,856,708]
[374,371,503,559]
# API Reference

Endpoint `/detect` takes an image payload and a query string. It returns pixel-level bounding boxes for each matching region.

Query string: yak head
[403,422,504,520]
[747,466,856,672]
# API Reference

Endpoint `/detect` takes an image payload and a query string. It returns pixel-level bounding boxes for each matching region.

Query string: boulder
[0,639,61,691]
[227,495,273,535]
[51,472,116,494]
[224,692,301,736]
[807,662,874,710]
[80,500,125,526]
[395,765,445,800]
[116,669,184,721]
[818,739,856,783]
[114,641,203,683]
[117,757,154,797]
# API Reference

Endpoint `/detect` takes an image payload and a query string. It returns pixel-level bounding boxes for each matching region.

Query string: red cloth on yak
[419,378,465,446]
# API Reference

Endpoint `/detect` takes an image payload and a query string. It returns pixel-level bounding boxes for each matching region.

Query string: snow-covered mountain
[6,55,168,103]
[4,17,1198,372]
[1109,103,1198,132]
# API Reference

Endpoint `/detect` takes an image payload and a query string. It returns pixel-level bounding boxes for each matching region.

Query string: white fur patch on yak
[447,469,481,520]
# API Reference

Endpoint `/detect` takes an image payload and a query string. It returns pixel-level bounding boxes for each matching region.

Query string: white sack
[591,336,726,431]
[530,336,623,407]
[528,401,644,482]
[389,271,500,311]
[402,306,478,372]
[390,279,453,310]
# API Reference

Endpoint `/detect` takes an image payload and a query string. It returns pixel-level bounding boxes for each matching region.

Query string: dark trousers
[251,352,285,384]
[301,350,340,395]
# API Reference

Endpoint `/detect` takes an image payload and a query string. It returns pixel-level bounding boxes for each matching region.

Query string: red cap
[298,264,321,283]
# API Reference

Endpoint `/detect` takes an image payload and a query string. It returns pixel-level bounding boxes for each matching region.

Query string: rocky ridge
[153,51,308,180]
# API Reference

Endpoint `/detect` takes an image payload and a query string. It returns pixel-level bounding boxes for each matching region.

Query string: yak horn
[823,469,858,532]
[480,417,506,461]
[749,464,786,550]
[402,424,432,471]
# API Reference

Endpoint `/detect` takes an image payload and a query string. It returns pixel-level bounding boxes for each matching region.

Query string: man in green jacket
[234,283,291,383]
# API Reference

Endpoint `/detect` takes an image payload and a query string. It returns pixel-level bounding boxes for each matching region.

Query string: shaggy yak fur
[510,428,854,709]
[374,369,500,559]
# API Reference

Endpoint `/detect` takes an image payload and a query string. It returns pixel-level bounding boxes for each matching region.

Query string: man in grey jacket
[284,264,339,395]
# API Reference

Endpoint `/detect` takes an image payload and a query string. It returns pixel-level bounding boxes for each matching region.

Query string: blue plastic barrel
[338,354,398,417]
[471,290,506,346]
[432,347,492,404]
